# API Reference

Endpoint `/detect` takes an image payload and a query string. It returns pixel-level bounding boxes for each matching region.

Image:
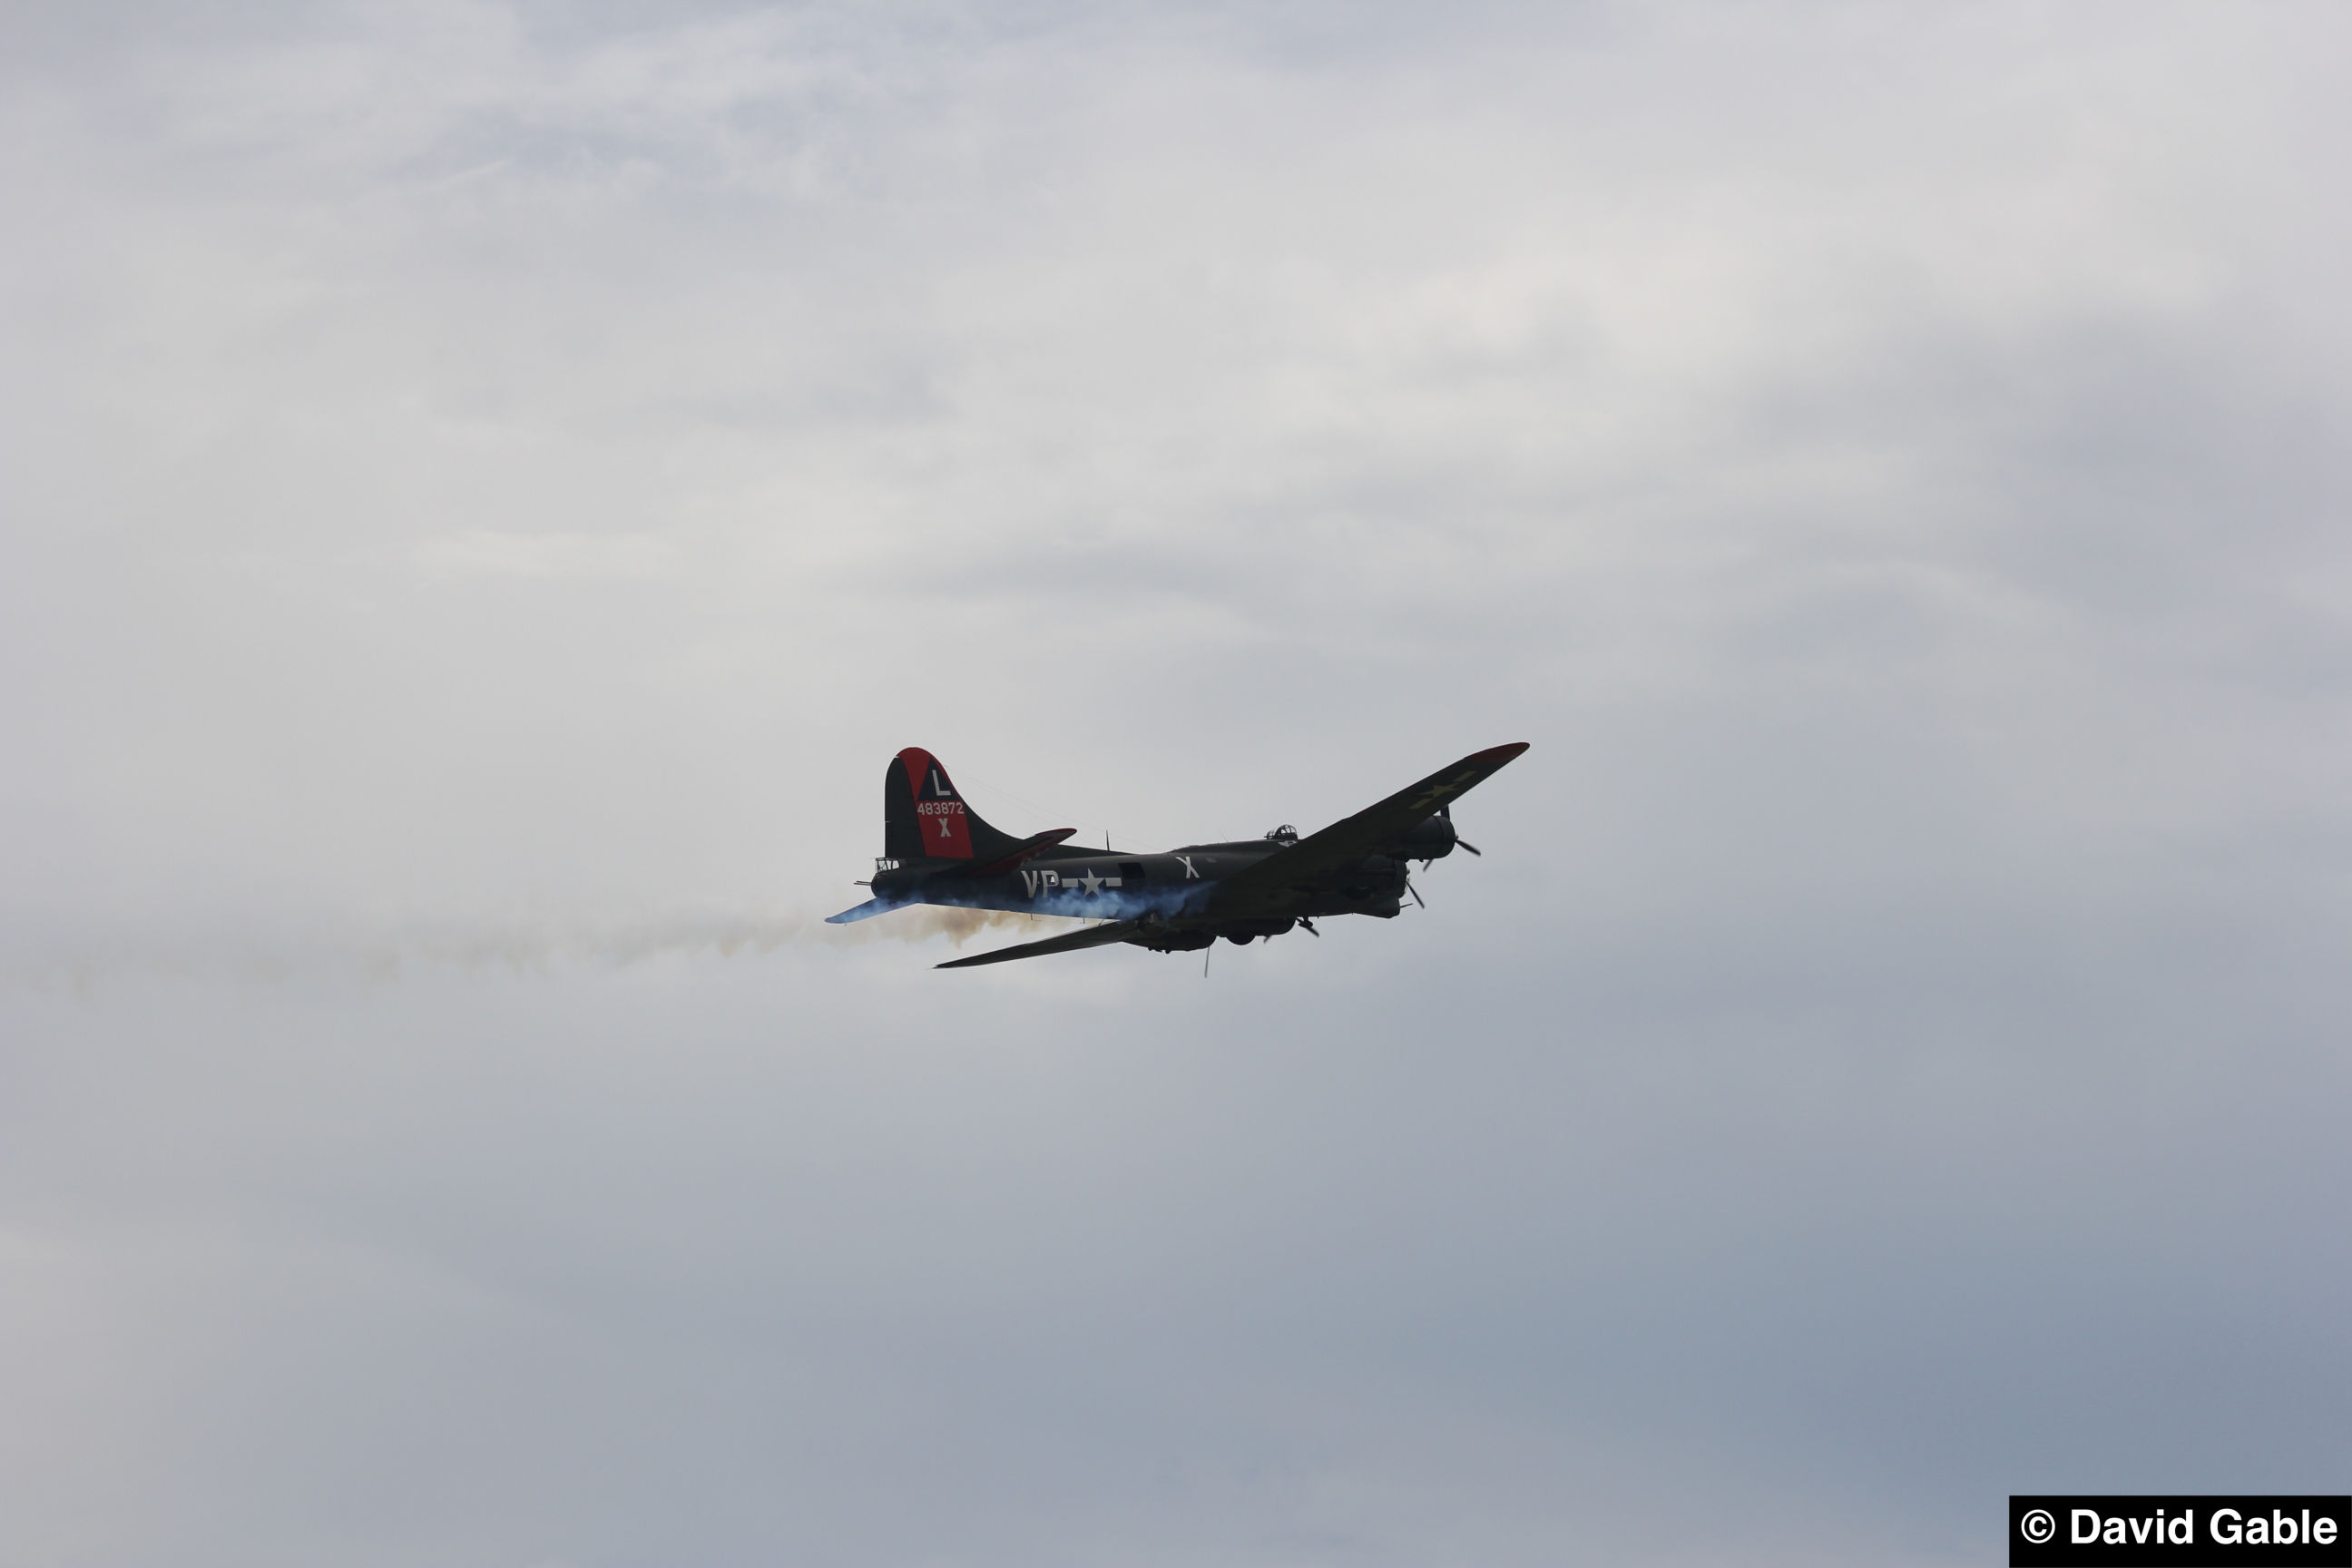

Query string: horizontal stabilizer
[824,898,905,926]
[936,917,1147,969]
[962,828,1079,877]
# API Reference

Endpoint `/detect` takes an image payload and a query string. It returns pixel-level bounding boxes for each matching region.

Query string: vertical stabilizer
[883,749,1025,863]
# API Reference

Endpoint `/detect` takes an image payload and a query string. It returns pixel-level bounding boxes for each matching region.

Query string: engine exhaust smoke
[2,904,1083,994]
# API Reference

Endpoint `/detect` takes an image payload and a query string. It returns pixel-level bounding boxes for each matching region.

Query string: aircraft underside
[910,886,1405,951]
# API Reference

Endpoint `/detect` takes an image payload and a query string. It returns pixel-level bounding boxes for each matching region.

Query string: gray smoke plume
[0,905,1081,993]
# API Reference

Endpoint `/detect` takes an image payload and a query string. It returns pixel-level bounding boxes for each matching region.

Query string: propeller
[1443,804,1482,856]
[1298,916,1319,936]
[1406,878,1425,909]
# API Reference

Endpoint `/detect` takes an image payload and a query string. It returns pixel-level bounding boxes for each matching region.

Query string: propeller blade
[1455,838,1482,856]
[1406,879,1426,909]
[1298,916,1319,937]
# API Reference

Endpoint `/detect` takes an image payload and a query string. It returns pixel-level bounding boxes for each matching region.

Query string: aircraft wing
[935,917,1151,969]
[1209,741,1530,914]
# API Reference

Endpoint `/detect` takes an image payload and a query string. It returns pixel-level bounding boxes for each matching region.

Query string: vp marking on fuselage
[1021,867,1125,898]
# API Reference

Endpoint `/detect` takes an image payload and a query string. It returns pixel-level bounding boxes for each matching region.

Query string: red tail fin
[882,749,1026,863]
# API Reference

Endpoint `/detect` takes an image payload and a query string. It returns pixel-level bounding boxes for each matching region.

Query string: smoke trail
[0,905,1084,994]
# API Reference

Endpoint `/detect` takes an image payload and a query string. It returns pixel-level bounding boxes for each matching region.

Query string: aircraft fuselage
[869,838,1415,943]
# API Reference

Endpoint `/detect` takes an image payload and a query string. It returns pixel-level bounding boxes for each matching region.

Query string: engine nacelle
[1216,918,1297,946]
[1394,812,1458,861]
[1132,928,1215,954]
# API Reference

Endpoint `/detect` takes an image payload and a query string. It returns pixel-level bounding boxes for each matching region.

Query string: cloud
[1,2,2349,1563]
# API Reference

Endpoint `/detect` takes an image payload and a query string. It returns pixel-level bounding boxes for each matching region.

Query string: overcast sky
[3,3,2348,1563]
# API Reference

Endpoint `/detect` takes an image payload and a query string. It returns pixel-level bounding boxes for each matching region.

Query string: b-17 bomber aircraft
[826,742,1530,968]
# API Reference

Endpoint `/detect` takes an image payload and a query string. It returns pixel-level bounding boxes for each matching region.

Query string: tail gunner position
[826,742,1530,968]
